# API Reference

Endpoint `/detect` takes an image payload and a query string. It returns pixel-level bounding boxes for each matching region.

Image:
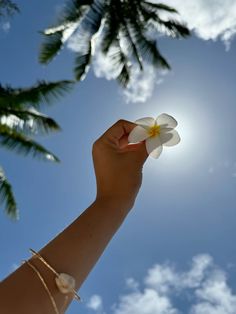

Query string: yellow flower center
[148,124,160,137]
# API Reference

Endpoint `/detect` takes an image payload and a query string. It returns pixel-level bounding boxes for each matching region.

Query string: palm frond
[74,43,92,80]
[143,2,178,14]
[81,0,104,34]
[107,39,131,87]
[0,107,60,134]
[154,18,190,38]
[58,0,93,24]
[123,27,144,70]
[0,0,19,18]
[128,20,170,69]
[101,4,120,54]
[0,167,18,219]
[140,2,190,38]
[39,0,93,64]
[39,31,64,64]
[0,124,60,162]
[117,62,130,88]
[0,80,74,109]
[74,0,105,80]
[39,0,191,87]
[102,1,143,71]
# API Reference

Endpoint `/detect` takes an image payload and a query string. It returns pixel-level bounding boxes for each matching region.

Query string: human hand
[92,120,148,210]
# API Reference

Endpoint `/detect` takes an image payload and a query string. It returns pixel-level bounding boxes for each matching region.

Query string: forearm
[0,198,131,314]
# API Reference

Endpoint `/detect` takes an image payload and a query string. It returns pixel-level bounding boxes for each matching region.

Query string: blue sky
[1,1,236,313]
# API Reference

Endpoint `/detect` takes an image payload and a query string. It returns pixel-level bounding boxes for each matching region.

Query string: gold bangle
[24,260,60,314]
[29,248,81,301]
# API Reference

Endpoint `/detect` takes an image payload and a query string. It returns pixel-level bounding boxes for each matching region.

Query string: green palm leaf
[108,39,131,88]
[74,43,92,80]
[143,2,178,14]
[0,107,60,134]
[39,0,93,64]
[101,3,120,54]
[73,1,105,80]
[0,0,19,18]
[0,167,18,219]
[0,124,60,162]
[39,31,64,64]
[0,80,74,109]
[154,18,190,38]
[128,21,170,69]
[58,0,93,24]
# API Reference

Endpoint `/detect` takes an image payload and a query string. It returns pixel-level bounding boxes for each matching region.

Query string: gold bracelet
[24,260,60,314]
[29,248,81,302]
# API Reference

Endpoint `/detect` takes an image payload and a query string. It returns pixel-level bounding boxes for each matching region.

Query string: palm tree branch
[0,0,19,18]
[0,124,60,162]
[143,2,178,14]
[39,31,64,64]
[153,17,190,38]
[108,38,131,87]
[58,0,92,24]
[0,107,61,134]
[127,17,170,69]
[140,2,190,38]
[74,42,92,80]
[39,0,93,64]
[121,23,143,71]
[74,0,105,80]
[0,80,74,109]
[0,167,18,219]
[101,5,120,54]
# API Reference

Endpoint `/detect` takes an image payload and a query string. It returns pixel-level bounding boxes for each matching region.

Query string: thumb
[127,141,148,163]
[136,141,149,162]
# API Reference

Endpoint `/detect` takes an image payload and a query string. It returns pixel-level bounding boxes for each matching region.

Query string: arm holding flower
[0,114,179,314]
[0,119,148,314]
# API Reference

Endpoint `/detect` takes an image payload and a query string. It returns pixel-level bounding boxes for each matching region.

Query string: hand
[92,119,148,210]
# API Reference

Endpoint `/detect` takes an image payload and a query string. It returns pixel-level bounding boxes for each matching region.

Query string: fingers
[126,141,149,161]
[98,119,149,162]
[102,119,136,142]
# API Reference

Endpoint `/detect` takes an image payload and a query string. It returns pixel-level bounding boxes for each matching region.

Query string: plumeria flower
[128,114,180,158]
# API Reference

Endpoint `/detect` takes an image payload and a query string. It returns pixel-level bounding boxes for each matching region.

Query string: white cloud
[191,269,236,314]
[92,43,124,81]
[88,254,236,314]
[113,289,179,314]
[122,64,164,104]
[87,294,104,312]
[125,278,140,291]
[162,0,236,49]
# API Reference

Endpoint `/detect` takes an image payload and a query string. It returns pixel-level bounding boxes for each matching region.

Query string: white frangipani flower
[128,114,180,158]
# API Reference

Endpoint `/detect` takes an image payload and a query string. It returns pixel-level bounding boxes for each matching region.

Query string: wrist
[94,195,135,212]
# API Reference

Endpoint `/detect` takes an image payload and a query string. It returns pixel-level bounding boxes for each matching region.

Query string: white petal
[156,113,177,129]
[149,145,163,159]
[146,136,162,154]
[128,126,149,143]
[135,117,155,129]
[160,129,180,146]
